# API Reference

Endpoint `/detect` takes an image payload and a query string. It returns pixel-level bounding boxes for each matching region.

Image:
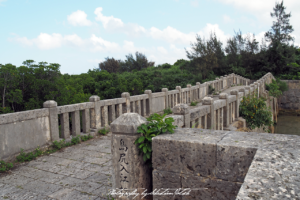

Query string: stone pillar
[82,108,90,133]
[71,110,80,136]
[111,113,152,200]
[230,90,239,120]
[43,100,59,141]
[172,104,190,128]
[187,84,192,103]
[162,88,168,109]
[122,92,131,113]
[203,97,214,129]
[224,75,227,88]
[60,113,70,139]
[196,82,201,100]
[219,93,229,128]
[176,86,182,104]
[144,90,152,116]
[89,95,101,129]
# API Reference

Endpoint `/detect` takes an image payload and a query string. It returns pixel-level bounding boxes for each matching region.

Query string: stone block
[172,104,189,115]
[110,113,147,135]
[89,95,100,102]
[43,100,57,108]
[202,97,213,105]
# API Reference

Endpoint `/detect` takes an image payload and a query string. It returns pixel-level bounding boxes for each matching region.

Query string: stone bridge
[0,72,291,200]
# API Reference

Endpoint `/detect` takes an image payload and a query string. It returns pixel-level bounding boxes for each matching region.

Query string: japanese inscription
[119,139,130,189]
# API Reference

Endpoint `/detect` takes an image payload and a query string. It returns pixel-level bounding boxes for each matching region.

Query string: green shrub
[239,94,273,132]
[208,85,215,95]
[16,147,43,162]
[134,113,177,166]
[98,128,110,135]
[52,140,65,150]
[265,78,288,98]
[81,134,93,142]
[163,108,172,115]
[190,101,198,106]
[0,160,13,173]
[71,136,81,145]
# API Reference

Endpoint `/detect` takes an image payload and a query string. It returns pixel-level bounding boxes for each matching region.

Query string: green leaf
[143,154,147,161]
[146,153,151,159]
[143,146,147,154]
[137,136,145,143]
[139,143,145,148]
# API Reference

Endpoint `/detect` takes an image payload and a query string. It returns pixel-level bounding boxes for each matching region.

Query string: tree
[0,64,17,108]
[99,57,121,73]
[186,32,224,79]
[264,0,296,76]
[123,52,155,72]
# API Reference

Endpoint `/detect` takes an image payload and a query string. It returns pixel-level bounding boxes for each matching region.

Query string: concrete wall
[278,80,300,115]
[0,109,51,160]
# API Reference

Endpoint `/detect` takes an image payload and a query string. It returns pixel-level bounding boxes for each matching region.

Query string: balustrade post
[172,104,190,128]
[43,100,59,141]
[144,90,152,116]
[89,95,101,130]
[230,90,239,120]
[122,92,131,113]
[219,93,229,128]
[203,97,214,129]
[162,88,169,109]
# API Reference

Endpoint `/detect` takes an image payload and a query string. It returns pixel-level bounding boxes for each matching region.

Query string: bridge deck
[0,133,113,199]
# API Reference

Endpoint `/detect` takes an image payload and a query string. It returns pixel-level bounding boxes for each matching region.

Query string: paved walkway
[0,133,113,200]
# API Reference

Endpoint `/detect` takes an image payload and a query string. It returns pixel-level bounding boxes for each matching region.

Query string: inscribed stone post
[111,113,152,200]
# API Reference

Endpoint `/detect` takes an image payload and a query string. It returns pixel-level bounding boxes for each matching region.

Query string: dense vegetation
[0,1,299,114]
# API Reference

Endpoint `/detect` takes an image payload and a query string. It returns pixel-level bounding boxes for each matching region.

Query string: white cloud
[67,10,93,26]
[33,33,63,50]
[191,0,199,7]
[157,47,168,54]
[87,59,103,63]
[89,34,120,52]
[94,7,146,36]
[223,15,234,23]
[64,34,85,46]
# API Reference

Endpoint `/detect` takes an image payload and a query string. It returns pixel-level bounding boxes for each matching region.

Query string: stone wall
[278,80,300,115]
[151,128,300,200]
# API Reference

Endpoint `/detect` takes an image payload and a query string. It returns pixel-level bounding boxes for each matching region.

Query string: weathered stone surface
[110,113,147,134]
[152,170,182,200]
[172,104,189,115]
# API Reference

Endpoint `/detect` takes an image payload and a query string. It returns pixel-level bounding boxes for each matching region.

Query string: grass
[190,101,198,106]
[163,107,172,115]
[98,128,110,135]
[0,160,13,173]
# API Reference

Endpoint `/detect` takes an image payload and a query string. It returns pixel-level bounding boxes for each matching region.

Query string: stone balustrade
[0,73,271,160]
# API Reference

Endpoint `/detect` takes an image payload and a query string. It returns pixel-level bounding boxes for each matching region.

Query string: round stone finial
[43,100,57,108]
[89,95,100,102]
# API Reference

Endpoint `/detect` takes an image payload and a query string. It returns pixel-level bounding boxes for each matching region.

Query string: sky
[1,0,300,75]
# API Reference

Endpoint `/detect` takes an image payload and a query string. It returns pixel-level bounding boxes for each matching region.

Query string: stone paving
[0,133,113,200]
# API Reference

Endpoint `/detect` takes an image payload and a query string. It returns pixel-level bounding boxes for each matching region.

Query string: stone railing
[0,73,253,160]
[167,72,277,131]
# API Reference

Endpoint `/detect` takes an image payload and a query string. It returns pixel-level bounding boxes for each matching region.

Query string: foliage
[134,113,177,166]
[163,107,172,115]
[208,85,215,95]
[52,140,65,150]
[71,136,81,145]
[0,160,13,173]
[16,147,43,162]
[190,101,198,106]
[239,94,273,132]
[265,78,289,98]
[98,128,110,135]
[81,134,93,142]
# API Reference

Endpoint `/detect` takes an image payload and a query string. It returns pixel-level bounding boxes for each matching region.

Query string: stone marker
[111,113,152,200]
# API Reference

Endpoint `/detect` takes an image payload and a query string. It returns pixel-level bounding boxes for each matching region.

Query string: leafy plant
[16,147,43,162]
[208,85,215,95]
[265,78,288,98]
[163,107,172,115]
[190,101,198,106]
[98,128,110,135]
[71,136,81,145]
[52,139,65,150]
[0,160,13,173]
[134,113,177,166]
[81,134,93,142]
[239,94,273,132]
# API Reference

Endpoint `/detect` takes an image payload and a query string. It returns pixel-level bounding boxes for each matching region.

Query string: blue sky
[1,0,299,74]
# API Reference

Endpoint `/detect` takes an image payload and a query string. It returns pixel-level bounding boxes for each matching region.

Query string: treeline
[1,1,299,114]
